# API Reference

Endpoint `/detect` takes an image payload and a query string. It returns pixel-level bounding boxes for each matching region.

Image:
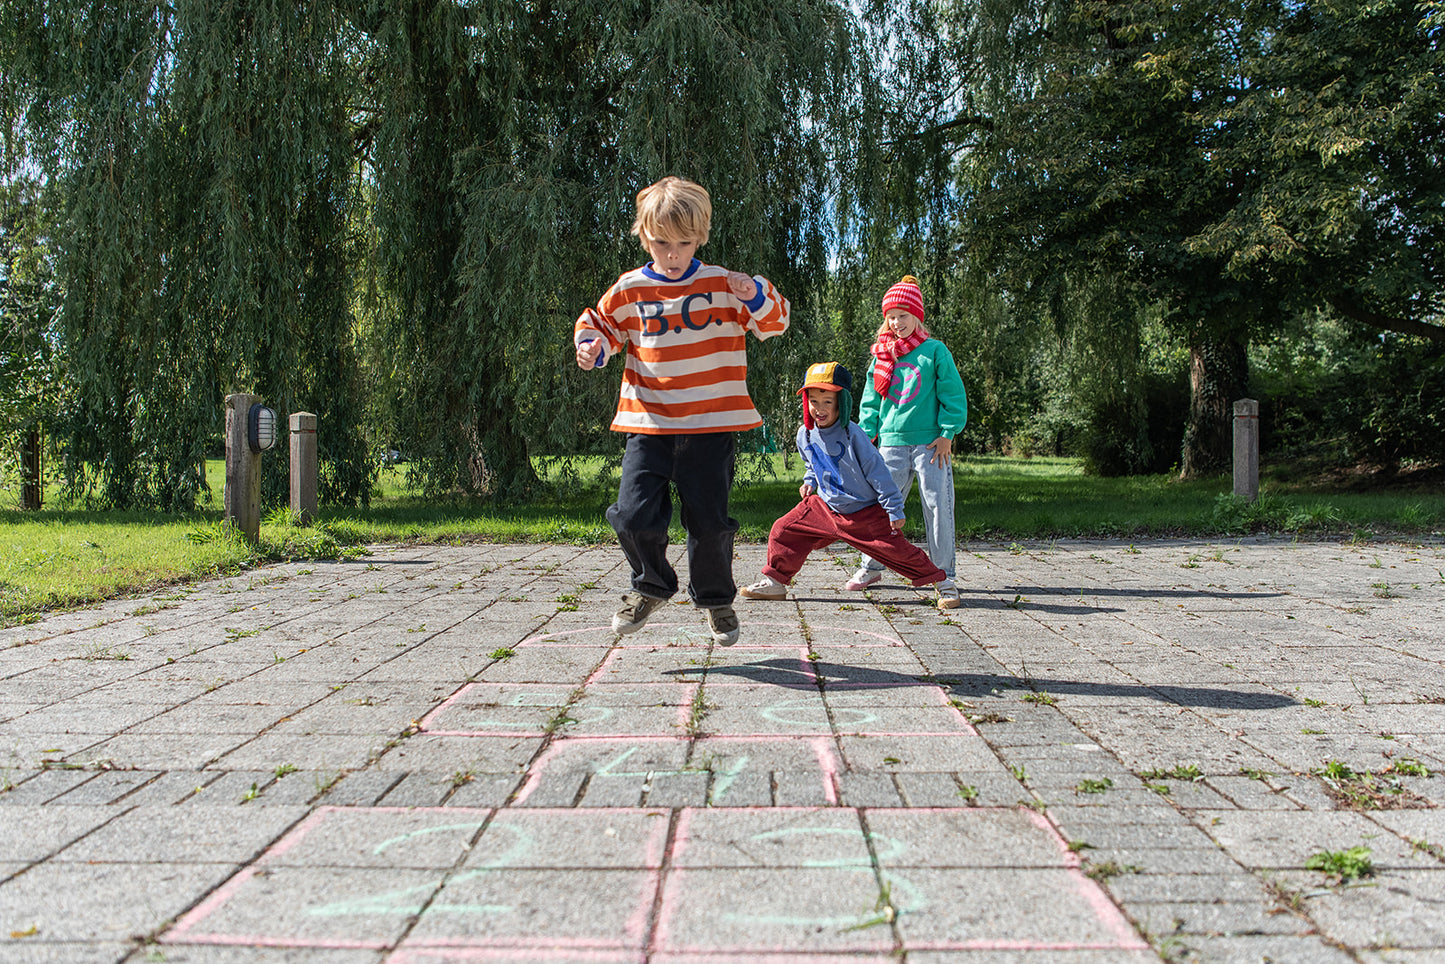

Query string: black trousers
[606,432,738,607]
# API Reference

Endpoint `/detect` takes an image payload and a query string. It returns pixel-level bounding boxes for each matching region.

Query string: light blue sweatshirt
[797,419,907,520]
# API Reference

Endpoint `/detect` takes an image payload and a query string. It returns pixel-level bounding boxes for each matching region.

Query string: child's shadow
[668,658,1296,710]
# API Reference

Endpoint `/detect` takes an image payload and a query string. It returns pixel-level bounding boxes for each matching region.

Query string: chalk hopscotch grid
[161,804,1146,957]
[160,620,1146,956]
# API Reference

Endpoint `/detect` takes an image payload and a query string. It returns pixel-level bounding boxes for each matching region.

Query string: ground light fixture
[247,403,278,453]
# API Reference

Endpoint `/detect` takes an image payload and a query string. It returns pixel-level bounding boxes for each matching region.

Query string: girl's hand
[799,483,815,499]
[927,435,952,466]
[727,271,758,301]
[576,339,603,369]
[890,516,906,532]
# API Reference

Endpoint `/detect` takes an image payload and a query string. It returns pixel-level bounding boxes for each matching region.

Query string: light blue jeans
[860,444,956,581]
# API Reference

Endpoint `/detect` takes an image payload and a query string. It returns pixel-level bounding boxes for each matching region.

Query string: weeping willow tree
[358,0,860,499]
[1,1,370,510]
[2,0,861,508]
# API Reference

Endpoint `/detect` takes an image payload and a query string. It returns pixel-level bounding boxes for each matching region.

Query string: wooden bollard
[1233,398,1259,502]
[290,412,317,525]
[224,393,261,541]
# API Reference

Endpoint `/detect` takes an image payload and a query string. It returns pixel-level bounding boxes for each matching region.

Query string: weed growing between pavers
[1411,838,1445,863]
[1305,845,1375,883]
[1138,764,1203,782]
[1312,759,1430,810]
[1083,859,1142,882]
[1075,778,1114,794]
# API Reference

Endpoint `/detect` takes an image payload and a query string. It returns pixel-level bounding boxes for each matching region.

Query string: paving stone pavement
[1,536,1443,963]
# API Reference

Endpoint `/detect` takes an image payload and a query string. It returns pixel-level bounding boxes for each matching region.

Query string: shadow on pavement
[683,659,1298,710]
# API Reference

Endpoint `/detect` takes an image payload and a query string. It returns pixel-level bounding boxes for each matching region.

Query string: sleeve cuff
[741,277,767,312]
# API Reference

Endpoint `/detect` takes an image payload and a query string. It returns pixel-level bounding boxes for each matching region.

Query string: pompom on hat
[881,274,925,323]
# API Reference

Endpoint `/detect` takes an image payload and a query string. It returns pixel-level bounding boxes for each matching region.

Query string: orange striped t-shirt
[574,259,790,434]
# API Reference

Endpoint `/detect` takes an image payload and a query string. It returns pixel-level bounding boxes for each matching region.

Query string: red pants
[762,496,946,587]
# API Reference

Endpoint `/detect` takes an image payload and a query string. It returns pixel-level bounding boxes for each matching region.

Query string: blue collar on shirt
[642,259,701,283]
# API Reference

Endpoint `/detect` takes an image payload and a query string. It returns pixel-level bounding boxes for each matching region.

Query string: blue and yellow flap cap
[795,361,852,397]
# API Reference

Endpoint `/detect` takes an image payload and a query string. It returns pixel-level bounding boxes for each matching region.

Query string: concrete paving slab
[0,860,236,941]
[1129,898,1314,937]
[1164,933,1360,963]
[314,770,402,808]
[0,768,99,804]
[438,772,518,809]
[1204,809,1427,870]
[406,868,662,949]
[56,805,306,864]
[167,865,443,948]
[865,807,1087,869]
[654,866,894,952]
[886,867,1148,951]
[0,805,116,860]
[0,940,136,963]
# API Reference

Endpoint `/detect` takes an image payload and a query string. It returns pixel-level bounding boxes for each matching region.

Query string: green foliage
[1305,846,1374,883]
[2,0,371,511]
[361,0,859,500]
[1253,316,1445,471]
[3,0,1441,495]
[961,0,1444,475]
[0,176,62,494]
[6,0,858,508]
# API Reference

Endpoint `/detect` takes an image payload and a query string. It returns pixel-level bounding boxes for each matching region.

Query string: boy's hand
[576,339,603,369]
[890,516,906,532]
[799,483,815,499]
[927,435,952,466]
[727,271,758,302]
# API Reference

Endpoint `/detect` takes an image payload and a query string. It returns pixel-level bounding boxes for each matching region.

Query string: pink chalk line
[164,806,495,948]
[391,949,640,963]
[1024,805,1150,949]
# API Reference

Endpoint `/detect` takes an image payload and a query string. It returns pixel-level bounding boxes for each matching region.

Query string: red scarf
[871,329,927,396]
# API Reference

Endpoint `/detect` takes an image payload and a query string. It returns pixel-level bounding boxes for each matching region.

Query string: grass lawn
[1,453,1440,626]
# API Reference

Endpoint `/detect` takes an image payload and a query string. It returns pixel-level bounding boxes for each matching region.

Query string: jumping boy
[575,176,790,645]
[739,362,952,608]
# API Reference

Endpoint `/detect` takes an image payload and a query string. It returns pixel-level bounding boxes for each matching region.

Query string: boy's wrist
[740,276,767,312]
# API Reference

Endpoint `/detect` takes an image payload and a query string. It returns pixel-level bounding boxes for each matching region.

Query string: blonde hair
[632,176,711,246]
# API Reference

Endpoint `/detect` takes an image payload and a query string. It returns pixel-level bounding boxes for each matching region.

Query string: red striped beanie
[881,275,925,323]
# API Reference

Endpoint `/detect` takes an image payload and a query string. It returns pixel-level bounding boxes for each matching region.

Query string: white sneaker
[937,579,961,610]
[739,575,787,600]
[844,568,883,591]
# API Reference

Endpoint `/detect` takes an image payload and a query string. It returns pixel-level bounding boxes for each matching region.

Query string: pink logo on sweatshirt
[886,361,921,405]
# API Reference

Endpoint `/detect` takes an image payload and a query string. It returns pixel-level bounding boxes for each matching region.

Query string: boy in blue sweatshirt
[740,362,951,608]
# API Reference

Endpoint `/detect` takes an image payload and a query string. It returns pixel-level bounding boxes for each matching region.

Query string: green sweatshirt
[858,338,969,446]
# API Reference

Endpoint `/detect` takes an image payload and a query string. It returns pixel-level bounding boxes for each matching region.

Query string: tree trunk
[20,428,42,510]
[474,414,538,501]
[1179,334,1248,479]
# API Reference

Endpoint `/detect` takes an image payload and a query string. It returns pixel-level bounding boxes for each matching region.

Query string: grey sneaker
[612,591,665,635]
[705,606,740,646]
